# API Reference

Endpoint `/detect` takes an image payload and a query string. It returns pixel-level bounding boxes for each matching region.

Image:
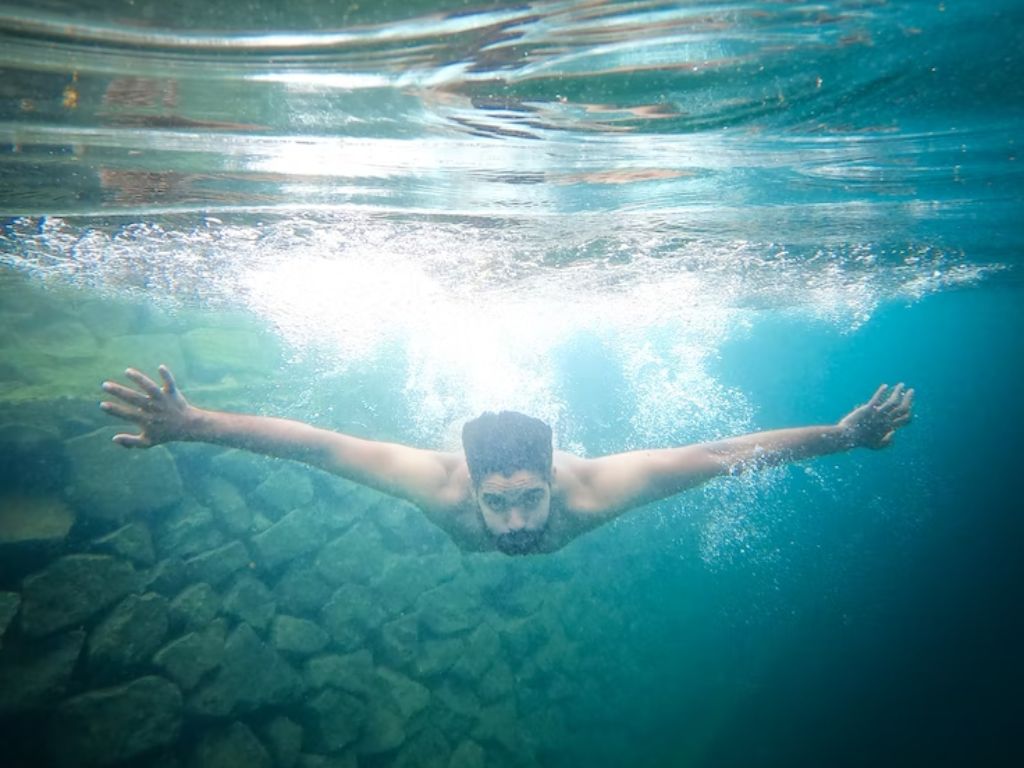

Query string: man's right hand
[101,365,197,448]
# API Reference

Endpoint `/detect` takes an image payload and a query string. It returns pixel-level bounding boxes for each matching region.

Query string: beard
[494,529,544,556]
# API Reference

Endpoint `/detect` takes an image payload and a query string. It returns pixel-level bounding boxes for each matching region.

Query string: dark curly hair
[461,411,553,486]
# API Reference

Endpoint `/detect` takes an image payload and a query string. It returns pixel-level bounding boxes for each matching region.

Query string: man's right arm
[101,365,460,511]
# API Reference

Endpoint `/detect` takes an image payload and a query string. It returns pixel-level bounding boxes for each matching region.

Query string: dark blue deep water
[1,1,1022,767]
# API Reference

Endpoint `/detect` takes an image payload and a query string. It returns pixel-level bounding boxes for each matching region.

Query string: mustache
[495,529,543,555]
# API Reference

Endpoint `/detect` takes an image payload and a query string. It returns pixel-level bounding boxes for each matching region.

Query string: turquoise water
[1,1,1022,767]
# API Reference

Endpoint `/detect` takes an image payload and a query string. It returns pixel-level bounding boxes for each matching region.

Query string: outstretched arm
[100,365,460,510]
[564,384,914,522]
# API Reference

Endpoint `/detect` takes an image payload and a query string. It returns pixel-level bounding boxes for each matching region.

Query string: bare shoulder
[426,451,473,509]
[551,451,601,514]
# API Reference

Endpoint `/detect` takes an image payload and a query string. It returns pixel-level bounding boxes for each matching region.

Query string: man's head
[462,411,553,555]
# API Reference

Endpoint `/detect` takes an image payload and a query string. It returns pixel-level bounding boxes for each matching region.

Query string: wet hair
[461,411,553,486]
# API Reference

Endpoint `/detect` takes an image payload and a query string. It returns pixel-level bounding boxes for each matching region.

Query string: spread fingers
[125,368,162,398]
[101,380,150,408]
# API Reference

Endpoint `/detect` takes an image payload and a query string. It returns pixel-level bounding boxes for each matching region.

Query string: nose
[507,508,526,531]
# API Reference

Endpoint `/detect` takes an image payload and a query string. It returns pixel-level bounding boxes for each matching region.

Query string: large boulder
[251,505,332,570]
[390,726,451,768]
[304,650,377,696]
[250,466,315,518]
[184,540,251,586]
[65,427,184,522]
[153,619,226,691]
[20,554,139,637]
[191,722,272,768]
[416,581,481,637]
[449,623,501,684]
[270,615,329,657]
[0,492,76,584]
[260,716,304,768]
[144,556,189,596]
[50,675,183,767]
[320,583,387,652]
[357,704,406,755]
[449,740,486,768]
[87,592,170,678]
[0,629,85,714]
[0,493,75,550]
[90,521,156,566]
[181,327,279,384]
[377,667,430,720]
[0,423,66,493]
[274,561,333,617]
[301,688,366,753]
[315,522,386,586]
[169,582,220,631]
[222,574,275,632]
[154,499,225,560]
[200,475,253,535]
[378,613,420,670]
[98,334,187,383]
[188,622,301,717]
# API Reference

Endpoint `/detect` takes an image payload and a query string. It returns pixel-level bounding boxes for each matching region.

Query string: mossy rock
[182,327,280,384]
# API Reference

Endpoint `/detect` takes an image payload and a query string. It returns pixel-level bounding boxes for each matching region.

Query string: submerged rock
[251,465,315,517]
[200,475,253,535]
[0,423,66,493]
[32,319,98,359]
[0,492,75,549]
[302,688,367,752]
[90,521,156,566]
[378,613,420,670]
[154,498,225,560]
[416,581,482,637]
[144,556,189,596]
[209,449,269,493]
[169,581,220,631]
[390,726,451,768]
[184,540,251,586]
[414,636,464,678]
[315,522,386,586]
[450,623,501,684]
[65,427,184,522]
[20,554,139,637]
[357,704,406,755]
[377,667,431,720]
[0,629,85,714]
[191,722,271,768]
[87,592,170,678]
[50,675,183,767]
[153,619,226,691]
[304,650,377,696]
[222,574,275,631]
[187,622,300,716]
[449,740,486,768]
[260,715,304,768]
[320,583,387,652]
[274,560,333,617]
[251,504,332,570]
[181,327,279,384]
[0,591,20,650]
[271,615,329,657]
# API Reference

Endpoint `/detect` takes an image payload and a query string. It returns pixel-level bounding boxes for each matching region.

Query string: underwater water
[1,0,1022,766]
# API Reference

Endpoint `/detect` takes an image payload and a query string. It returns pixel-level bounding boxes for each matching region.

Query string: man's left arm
[563,383,914,524]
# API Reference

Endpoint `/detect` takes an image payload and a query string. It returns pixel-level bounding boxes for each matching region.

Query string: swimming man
[101,366,914,556]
